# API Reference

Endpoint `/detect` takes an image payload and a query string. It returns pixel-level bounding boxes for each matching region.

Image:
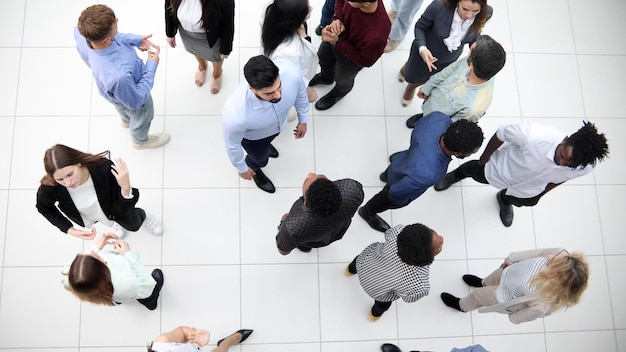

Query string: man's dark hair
[566,121,609,169]
[243,55,280,90]
[397,223,435,266]
[469,35,506,80]
[306,178,342,217]
[443,119,484,154]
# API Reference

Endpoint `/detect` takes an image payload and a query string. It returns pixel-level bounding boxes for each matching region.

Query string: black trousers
[348,256,393,317]
[317,41,363,98]
[454,160,548,207]
[241,133,279,171]
[361,184,408,216]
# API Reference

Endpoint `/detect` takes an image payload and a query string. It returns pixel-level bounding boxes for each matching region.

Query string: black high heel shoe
[216,329,254,347]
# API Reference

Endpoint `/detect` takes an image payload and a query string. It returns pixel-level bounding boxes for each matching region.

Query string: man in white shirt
[433,121,609,226]
[222,55,309,193]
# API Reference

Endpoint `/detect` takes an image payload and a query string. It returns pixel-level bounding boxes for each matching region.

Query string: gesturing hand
[111,158,132,197]
[113,240,130,254]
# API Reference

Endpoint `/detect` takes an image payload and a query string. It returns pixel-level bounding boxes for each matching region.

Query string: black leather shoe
[315,24,323,36]
[462,274,484,287]
[315,93,342,110]
[382,343,402,352]
[389,151,402,163]
[309,73,334,87]
[379,171,388,183]
[358,207,390,233]
[137,268,164,310]
[496,190,514,227]
[269,144,279,158]
[405,113,423,128]
[253,169,275,193]
[441,292,463,312]
[217,329,254,347]
[434,172,460,191]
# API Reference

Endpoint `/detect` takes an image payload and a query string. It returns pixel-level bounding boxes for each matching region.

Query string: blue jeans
[390,0,424,42]
[113,94,154,144]
[320,0,335,26]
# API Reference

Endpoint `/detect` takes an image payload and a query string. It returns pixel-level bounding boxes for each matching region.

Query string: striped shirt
[356,225,430,303]
[497,257,547,303]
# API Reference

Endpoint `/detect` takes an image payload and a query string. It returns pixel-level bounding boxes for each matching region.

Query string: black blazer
[36,159,141,233]
[165,0,235,56]
[414,0,493,64]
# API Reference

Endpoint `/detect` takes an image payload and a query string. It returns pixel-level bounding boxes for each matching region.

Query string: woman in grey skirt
[165,0,235,94]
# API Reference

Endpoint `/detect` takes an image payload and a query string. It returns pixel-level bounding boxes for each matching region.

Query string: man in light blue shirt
[222,56,309,193]
[75,4,169,149]
[405,35,506,128]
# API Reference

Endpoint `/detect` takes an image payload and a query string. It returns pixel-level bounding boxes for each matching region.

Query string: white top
[443,10,474,52]
[67,175,113,228]
[177,0,204,33]
[484,122,593,198]
[268,34,319,83]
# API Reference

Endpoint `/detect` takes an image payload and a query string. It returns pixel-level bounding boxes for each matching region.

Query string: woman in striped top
[440,248,589,324]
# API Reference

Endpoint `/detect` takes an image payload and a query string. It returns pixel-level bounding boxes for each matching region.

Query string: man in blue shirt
[359,112,483,232]
[75,5,169,149]
[222,56,309,193]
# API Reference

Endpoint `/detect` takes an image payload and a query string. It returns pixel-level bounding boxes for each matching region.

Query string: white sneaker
[110,222,127,239]
[143,211,164,236]
[287,107,297,122]
[133,133,171,149]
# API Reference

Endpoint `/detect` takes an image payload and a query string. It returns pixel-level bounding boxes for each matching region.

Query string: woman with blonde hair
[440,248,589,324]
[62,233,164,310]
[36,144,163,240]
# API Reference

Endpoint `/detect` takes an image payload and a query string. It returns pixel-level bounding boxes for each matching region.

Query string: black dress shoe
[463,274,484,287]
[137,268,164,310]
[433,172,460,191]
[309,73,334,87]
[217,329,254,346]
[315,93,342,110]
[358,207,390,233]
[382,343,402,352]
[496,190,514,227]
[315,24,323,36]
[297,246,312,253]
[379,171,388,183]
[441,292,463,312]
[389,151,402,163]
[405,113,423,128]
[253,169,276,193]
[269,144,279,158]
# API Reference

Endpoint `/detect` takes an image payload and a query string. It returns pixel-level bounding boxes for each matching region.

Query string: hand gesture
[95,232,119,249]
[189,328,210,347]
[328,19,345,34]
[166,36,176,48]
[113,240,130,254]
[220,54,229,60]
[139,34,154,51]
[293,123,307,139]
[68,227,96,240]
[111,158,132,197]
[147,44,160,64]
[420,49,438,72]
[417,88,429,101]
[239,168,256,180]
[321,27,339,44]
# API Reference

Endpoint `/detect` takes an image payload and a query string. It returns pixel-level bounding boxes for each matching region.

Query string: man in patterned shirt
[346,223,444,321]
[276,173,364,255]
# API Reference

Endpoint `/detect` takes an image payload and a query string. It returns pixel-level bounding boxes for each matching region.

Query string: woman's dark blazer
[165,0,235,56]
[414,0,493,64]
[36,159,143,234]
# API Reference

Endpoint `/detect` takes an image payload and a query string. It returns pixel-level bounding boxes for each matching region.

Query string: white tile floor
[0,0,624,351]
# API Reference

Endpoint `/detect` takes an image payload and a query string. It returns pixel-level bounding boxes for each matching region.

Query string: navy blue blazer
[414,0,493,64]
